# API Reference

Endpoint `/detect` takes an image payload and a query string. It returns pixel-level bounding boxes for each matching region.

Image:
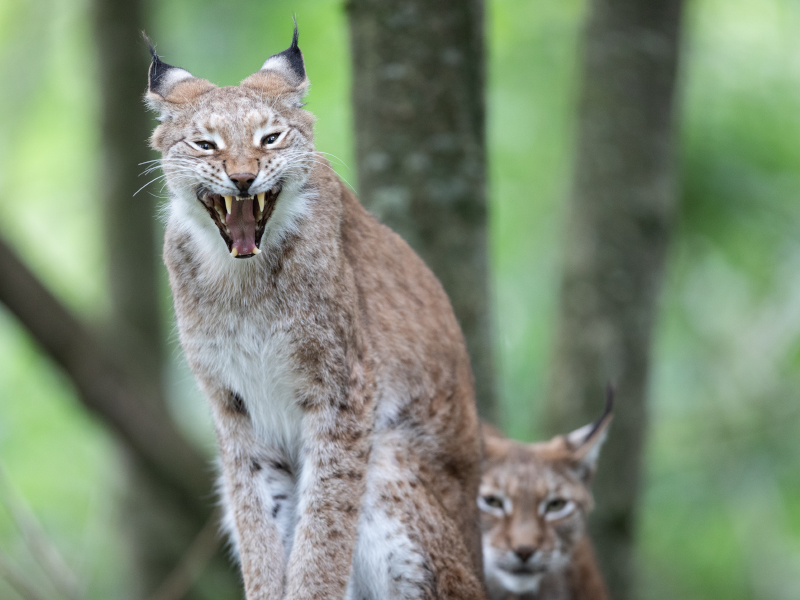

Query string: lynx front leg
[285,398,371,600]
[210,388,288,600]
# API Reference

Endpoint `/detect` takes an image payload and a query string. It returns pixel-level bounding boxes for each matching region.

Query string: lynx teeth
[257,192,266,211]
[224,196,233,214]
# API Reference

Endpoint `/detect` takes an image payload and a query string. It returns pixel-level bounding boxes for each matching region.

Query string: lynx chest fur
[168,187,318,458]
[146,26,485,600]
[479,400,612,600]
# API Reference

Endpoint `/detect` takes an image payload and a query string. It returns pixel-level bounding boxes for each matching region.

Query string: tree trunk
[347,0,496,421]
[544,1,684,599]
[91,1,240,597]
[93,0,162,383]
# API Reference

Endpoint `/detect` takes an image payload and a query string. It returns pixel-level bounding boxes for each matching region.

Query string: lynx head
[479,393,612,597]
[145,24,315,259]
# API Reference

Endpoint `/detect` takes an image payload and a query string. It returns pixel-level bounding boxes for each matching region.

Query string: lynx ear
[480,422,507,460]
[241,21,309,104]
[565,386,614,483]
[143,34,215,118]
[482,428,514,468]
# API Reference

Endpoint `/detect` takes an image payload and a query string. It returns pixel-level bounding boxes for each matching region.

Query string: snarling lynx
[144,26,485,600]
[479,396,612,600]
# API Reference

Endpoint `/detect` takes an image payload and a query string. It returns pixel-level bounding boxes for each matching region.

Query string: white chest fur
[194,309,305,559]
[195,312,304,460]
[173,263,305,465]
[168,186,315,462]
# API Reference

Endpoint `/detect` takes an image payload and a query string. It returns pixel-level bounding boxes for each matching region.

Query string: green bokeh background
[1,0,799,597]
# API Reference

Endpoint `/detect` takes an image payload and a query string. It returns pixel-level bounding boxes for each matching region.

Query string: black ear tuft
[143,32,186,96]
[266,18,305,81]
[580,384,614,445]
[291,15,299,48]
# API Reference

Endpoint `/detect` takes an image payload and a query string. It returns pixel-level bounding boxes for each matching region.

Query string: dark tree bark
[89,0,241,596]
[93,0,162,383]
[94,0,162,590]
[347,0,496,421]
[544,1,684,599]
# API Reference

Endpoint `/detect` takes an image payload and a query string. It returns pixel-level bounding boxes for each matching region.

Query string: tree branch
[0,551,52,600]
[146,511,222,600]
[0,464,82,600]
[0,236,212,516]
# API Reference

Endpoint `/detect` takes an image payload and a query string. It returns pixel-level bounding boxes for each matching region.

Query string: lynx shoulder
[144,25,485,600]
[479,396,612,600]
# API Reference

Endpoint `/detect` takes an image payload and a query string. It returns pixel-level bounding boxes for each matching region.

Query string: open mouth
[196,187,281,258]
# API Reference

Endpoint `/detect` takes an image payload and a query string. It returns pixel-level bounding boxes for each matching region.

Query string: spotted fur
[479,403,612,600]
[145,29,485,600]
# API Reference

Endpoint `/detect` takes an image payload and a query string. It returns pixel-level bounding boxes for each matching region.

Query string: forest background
[1,0,799,599]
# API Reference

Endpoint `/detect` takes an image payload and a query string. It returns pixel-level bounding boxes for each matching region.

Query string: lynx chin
[479,392,612,600]
[144,25,486,600]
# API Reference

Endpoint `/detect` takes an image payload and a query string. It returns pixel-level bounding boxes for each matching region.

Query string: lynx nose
[228,172,256,194]
[514,546,536,563]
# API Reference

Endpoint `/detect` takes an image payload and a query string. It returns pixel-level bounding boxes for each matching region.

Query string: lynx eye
[545,498,567,513]
[541,497,574,520]
[478,494,506,515]
[484,496,503,509]
[262,133,281,146]
[195,140,217,151]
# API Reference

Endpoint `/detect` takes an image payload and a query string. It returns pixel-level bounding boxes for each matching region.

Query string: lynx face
[146,32,315,259]
[479,405,611,598]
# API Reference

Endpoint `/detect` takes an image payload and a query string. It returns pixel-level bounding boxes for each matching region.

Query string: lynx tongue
[226,197,257,256]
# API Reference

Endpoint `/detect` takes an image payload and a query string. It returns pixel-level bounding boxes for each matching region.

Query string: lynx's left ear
[241,21,309,105]
[565,386,614,484]
[143,34,216,119]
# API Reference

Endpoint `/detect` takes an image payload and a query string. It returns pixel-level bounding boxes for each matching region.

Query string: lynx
[144,26,485,600]
[479,396,612,600]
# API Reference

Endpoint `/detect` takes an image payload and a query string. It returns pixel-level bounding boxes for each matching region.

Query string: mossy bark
[545,1,684,599]
[91,0,239,597]
[347,0,496,421]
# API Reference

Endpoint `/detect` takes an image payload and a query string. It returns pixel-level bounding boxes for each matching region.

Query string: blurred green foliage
[1,0,799,598]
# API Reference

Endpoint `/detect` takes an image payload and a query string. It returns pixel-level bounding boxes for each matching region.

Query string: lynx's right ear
[143,34,215,119]
[241,21,309,106]
[480,422,510,463]
[565,385,614,484]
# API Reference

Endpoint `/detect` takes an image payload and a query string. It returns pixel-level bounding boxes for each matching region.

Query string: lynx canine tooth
[230,247,239,258]
[252,247,261,255]
[257,193,266,211]
[224,196,233,214]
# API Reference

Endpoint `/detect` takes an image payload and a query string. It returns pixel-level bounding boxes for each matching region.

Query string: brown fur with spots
[145,29,484,600]
[479,399,612,600]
